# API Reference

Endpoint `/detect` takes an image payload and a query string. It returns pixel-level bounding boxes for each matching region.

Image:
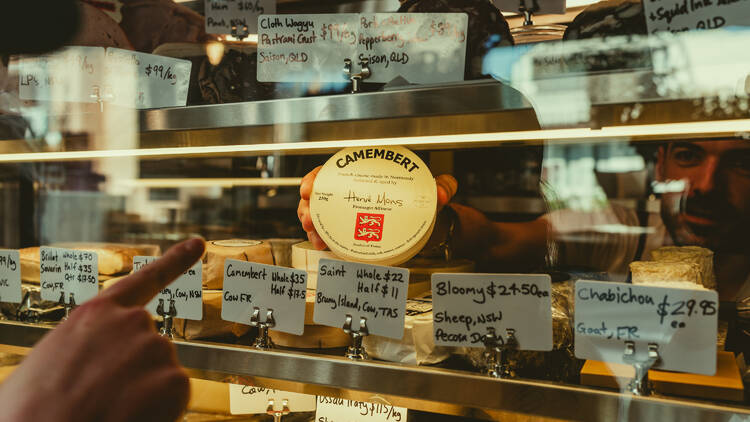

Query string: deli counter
[0,0,750,421]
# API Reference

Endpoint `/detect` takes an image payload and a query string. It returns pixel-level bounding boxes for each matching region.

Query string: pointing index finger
[100,238,205,307]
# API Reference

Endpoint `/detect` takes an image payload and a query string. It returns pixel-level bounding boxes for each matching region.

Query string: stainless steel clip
[343,314,369,360]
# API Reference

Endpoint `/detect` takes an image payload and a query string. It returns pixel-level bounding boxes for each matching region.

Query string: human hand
[0,238,206,422]
[297,166,458,250]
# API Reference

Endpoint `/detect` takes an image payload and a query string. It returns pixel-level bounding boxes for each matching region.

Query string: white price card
[18,46,106,103]
[40,247,99,304]
[139,257,203,320]
[574,280,719,375]
[106,48,192,109]
[358,13,468,84]
[643,0,750,34]
[431,273,552,350]
[313,258,408,340]
[257,14,359,82]
[221,260,307,335]
[229,384,316,415]
[316,396,407,422]
[205,0,276,35]
[494,0,566,14]
[0,250,21,304]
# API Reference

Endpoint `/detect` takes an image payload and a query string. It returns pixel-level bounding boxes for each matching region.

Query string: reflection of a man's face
[658,139,750,253]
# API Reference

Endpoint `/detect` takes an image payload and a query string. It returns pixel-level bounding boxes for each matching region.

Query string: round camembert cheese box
[310,146,437,266]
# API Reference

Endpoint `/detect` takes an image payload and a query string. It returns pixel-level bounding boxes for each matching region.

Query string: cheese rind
[650,246,716,290]
[201,239,274,289]
[629,260,702,286]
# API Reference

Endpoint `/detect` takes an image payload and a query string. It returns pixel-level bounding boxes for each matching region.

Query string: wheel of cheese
[291,241,338,289]
[310,146,437,266]
[202,240,274,289]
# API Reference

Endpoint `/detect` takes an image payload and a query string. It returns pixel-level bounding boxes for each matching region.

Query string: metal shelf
[1,320,748,421]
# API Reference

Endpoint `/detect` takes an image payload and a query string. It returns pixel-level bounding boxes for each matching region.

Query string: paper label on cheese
[140,257,203,320]
[0,250,21,304]
[313,258,408,339]
[358,13,468,84]
[229,384,316,415]
[574,280,718,375]
[40,247,98,304]
[316,396,407,422]
[221,259,307,335]
[431,273,552,351]
[205,0,276,35]
[257,14,359,82]
[18,46,106,103]
[310,146,436,266]
[642,0,750,34]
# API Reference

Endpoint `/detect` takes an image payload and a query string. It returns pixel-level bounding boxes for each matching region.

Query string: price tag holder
[575,280,718,375]
[493,0,566,14]
[229,384,316,415]
[313,258,408,340]
[431,273,552,350]
[642,0,750,34]
[140,257,203,320]
[316,396,407,422]
[0,250,21,304]
[221,260,307,335]
[106,48,191,109]
[18,46,106,103]
[40,247,99,304]
[358,13,468,84]
[206,0,276,35]
[257,14,359,82]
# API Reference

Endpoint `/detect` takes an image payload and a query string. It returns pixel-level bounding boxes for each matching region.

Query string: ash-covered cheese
[310,146,437,266]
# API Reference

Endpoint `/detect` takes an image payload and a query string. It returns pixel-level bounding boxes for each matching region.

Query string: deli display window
[0,0,749,421]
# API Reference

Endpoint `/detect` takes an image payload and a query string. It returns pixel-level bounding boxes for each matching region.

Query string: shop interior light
[119,178,303,188]
[0,118,748,163]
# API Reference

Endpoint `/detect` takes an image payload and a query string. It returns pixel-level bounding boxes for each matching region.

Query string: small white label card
[642,0,750,34]
[575,280,719,375]
[105,48,192,109]
[229,384,316,415]
[316,396,407,422]
[139,257,203,320]
[314,258,408,339]
[221,260,307,335]
[257,14,359,82]
[205,0,276,35]
[431,273,552,350]
[494,0,566,15]
[0,250,21,304]
[358,13,468,84]
[40,247,99,304]
[18,46,106,103]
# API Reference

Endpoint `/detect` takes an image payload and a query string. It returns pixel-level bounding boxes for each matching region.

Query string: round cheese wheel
[291,241,338,289]
[202,240,274,289]
[310,146,437,266]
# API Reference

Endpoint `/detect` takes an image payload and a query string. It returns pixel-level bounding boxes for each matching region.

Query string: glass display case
[1,0,750,420]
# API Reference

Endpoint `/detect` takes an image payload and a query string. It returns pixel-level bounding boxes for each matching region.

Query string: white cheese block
[202,239,274,289]
[310,146,437,266]
[291,241,338,289]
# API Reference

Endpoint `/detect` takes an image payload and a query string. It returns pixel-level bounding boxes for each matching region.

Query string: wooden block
[581,352,744,402]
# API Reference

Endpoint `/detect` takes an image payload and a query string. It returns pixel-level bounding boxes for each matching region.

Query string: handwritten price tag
[642,0,750,34]
[313,258,408,339]
[106,48,191,109]
[358,13,468,84]
[139,257,203,320]
[221,260,307,335]
[18,46,106,103]
[206,0,276,35]
[574,280,718,375]
[229,384,316,415]
[40,247,99,304]
[431,273,552,350]
[257,14,358,82]
[316,396,406,422]
[0,250,21,304]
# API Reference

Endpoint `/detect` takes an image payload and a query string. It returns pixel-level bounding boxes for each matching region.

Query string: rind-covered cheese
[310,146,437,266]
[650,246,715,290]
[202,239,274,289]
[629,260,702,286]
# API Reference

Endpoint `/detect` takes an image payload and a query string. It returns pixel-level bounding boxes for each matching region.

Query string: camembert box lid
[310,146,437,266]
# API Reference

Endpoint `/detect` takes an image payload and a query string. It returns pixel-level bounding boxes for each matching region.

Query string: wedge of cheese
[650,246,716,290]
